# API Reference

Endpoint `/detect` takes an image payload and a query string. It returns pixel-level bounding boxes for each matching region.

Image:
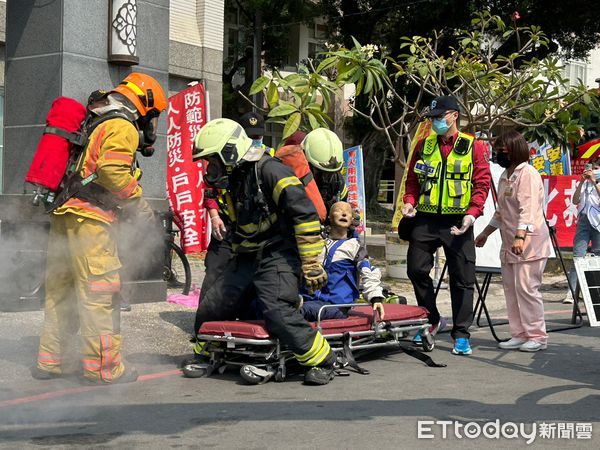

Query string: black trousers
[406,213,476,339]
[193,236,233,335]
[195,243,334,366]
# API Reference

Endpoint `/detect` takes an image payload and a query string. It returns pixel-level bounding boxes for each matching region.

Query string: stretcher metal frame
[191,303,443,383]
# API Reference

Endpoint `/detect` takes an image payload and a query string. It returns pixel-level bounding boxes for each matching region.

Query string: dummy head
[329,201,353,239]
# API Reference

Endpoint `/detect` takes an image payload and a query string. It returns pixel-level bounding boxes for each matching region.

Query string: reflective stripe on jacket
[230,155,323,255]
[54,118,140,224]
[415,132,475,214]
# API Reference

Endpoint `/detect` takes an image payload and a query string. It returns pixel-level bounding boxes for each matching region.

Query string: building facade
[0,0,224,201]
[0,0,225,306]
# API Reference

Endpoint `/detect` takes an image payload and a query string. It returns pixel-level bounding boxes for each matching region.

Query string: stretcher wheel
[240,365,274,385]
[422,336,435,352]
[182,363,211,378]
[274,366,286,382]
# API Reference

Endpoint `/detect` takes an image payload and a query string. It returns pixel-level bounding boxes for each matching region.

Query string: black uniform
[195,154,334,368]
[193,189,234,335]
[406,213,475,339]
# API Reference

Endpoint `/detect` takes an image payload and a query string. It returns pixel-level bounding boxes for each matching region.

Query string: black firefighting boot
[304,363,336,386]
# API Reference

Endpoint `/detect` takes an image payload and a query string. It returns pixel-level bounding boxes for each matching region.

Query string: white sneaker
[519,340,547,352]
[498,337,527,350]
[562,290,574,304]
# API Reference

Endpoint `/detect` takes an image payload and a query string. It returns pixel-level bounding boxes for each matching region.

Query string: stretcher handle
[315,303,382,331]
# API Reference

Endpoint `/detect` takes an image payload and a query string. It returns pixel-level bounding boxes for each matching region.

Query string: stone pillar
[1,0,171,307]
[3,0,169,198]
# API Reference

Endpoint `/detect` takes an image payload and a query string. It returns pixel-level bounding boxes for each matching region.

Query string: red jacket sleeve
[466,140,492,218]
[203,195,218,211]
[402,139,424,207]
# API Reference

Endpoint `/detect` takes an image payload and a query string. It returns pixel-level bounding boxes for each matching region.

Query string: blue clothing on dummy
[301,237,377,321]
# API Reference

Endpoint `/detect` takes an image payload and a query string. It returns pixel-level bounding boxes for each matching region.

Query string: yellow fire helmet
[192,118,254,165]
[302,128,344,172]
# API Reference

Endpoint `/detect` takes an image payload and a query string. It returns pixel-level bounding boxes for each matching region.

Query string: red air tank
[25,97,87,192]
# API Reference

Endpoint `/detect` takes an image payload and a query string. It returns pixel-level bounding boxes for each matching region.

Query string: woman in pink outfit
[475,130,551,352]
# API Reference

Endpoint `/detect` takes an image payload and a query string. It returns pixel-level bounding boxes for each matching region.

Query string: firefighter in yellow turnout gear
[188,118,336,385]
[34,73,167,383]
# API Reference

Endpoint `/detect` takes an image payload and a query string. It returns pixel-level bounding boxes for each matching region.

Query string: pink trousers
[501,258,548,344]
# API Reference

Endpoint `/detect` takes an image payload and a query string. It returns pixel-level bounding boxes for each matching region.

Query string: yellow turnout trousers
[37,213,125,382]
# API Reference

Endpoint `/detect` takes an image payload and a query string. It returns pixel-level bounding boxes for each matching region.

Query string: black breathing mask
[137,111,159,157]
[204,157,230,189]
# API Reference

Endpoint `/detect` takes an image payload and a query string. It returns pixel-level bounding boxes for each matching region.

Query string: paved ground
[0,256,599,449]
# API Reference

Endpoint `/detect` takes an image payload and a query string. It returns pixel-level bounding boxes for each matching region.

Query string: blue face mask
[251,138,263,148]
[432,118,450,135]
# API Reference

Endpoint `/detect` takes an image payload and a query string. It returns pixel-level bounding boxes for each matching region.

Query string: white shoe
[562,290,574,304]
[498,337,527,350]
[519,340,547,352]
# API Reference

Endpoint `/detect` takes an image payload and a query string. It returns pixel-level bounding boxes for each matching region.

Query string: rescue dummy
[301,201,385,321]
[32,73,167,384]
[187,118,337,385]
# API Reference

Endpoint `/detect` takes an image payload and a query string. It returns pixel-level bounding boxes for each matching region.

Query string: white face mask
[251,138,263,148]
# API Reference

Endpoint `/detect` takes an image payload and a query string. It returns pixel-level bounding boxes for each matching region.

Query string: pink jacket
[490,162,551,264]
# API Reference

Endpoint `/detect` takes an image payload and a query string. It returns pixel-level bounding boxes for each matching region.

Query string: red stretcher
[184,303,445,384]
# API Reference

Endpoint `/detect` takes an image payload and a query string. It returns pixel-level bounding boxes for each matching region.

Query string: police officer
[401,95,491,356]
[239,111,276,157]
[239,111,267,149]
[188,118,337,385]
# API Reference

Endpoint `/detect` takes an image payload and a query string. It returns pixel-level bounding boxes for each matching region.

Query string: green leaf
[267,116,288,125]
[317,56,338,73]
[266,83,279,109]
[307,111,320,130]
[283,112,301,139]
[349,67,364,85]
[351,36,362,50]
[268,102,298,117]
[364,70,374,94]
[306,102,323,112]
[311,109,333,125]
[355,76,364,96]
[249,76,270,95]
[287,76,309,88]
[338,66,358,83]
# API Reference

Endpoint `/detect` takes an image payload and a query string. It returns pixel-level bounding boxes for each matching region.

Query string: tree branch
[237,89,269,113]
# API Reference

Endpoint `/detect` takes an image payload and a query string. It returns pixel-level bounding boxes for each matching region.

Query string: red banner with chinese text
[572,138,600,175]
[166,83,210,254]
[542,175,578,248]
